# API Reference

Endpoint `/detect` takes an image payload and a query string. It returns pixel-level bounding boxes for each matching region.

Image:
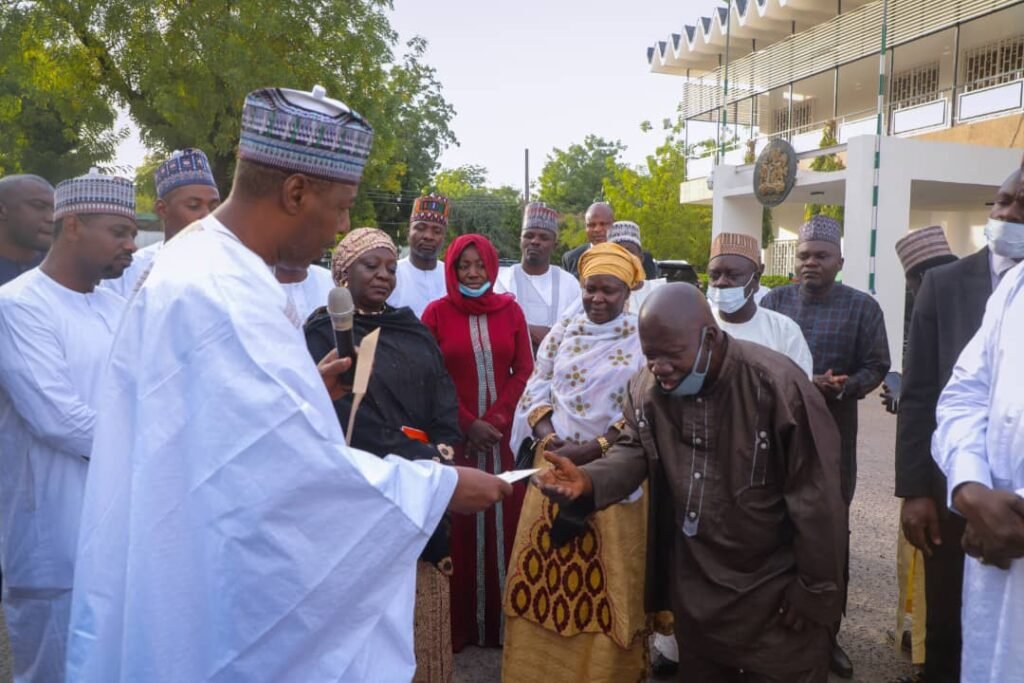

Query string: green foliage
[537,135,625,215]
[602,135,713,269]
[430,165,522,260]
[760,274,793,289]
[803,121,845,226]
[12,1,455,228]
[0,4,125,180]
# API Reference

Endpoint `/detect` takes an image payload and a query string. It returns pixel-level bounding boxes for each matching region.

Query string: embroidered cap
[54,168,135,222]
[798,215,842,247]
[608,221,642,248]
[710,232,761,265]
[154,148,218,199]
[238,85,374,185]
[410,194,450,228]
[895,225,954,275]
[522,202,559,234]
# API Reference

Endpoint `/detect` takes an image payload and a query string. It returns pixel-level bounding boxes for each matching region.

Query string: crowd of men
[0,82,1020,683]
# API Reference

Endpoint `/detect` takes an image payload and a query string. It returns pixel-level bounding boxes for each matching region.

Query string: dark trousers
[676,651,828,683]
[922,511,965,683]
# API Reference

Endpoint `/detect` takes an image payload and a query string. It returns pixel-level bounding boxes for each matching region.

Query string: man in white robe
[388,193,448,317]
[104,147,220,299]
[707,232,813,378]
[932,173,1024,683]
[0,169,137,682]
[276,262,336,321]
[67,85,510,683]
[496,202,578,351]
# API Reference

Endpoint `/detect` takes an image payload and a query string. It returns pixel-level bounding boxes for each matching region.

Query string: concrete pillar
[711,180,763,246]
[843,135,910,366]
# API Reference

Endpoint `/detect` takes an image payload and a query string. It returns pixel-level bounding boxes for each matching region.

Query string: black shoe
[830,643,854,679]
[651,653,679,678]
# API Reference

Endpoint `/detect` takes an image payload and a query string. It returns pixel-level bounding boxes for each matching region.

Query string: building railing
[683,71,1024,179]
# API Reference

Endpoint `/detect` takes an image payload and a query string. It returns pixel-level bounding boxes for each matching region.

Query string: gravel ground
[0,394,914,682]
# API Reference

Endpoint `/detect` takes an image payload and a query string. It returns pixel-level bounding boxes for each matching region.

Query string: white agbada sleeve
[0,299,96,458]
[68,222,458,683]
[931,266,1024,683]
[931,278,1002,507]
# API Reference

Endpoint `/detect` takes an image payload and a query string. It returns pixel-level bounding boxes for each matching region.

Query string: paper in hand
[497,468,540,484]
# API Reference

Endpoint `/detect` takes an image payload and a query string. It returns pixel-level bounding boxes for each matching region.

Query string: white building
[648,0,1024,364]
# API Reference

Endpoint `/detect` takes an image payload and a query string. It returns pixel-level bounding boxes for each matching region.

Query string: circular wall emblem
[753,138,797,207]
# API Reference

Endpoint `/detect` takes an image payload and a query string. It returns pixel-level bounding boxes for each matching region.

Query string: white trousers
[4,588,71,683]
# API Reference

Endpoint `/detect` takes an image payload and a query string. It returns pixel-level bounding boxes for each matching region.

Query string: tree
[603,134,712,269]
[803,120,845,226]
[537,135,625,215]
[431,166,523,260]
[16,1,455,226]
[0,5,125,180]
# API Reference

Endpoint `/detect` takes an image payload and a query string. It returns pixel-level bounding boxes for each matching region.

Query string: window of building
[891,62,940,108]
[961,35,1024,91]
[772,100,814,136]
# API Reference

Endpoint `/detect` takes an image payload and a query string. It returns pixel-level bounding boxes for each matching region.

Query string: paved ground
[0,394,914,682]
[453,393,916,682]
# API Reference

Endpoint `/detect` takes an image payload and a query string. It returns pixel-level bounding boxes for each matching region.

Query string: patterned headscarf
[332,227,397,284]
[578,242,645,289]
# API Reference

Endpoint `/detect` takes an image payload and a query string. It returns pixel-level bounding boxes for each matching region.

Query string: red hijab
[444,234,516,316]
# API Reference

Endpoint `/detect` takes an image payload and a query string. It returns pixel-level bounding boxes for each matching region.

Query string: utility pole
[868,0,889,295]
[718,0,732,165]
[524,149,530,203]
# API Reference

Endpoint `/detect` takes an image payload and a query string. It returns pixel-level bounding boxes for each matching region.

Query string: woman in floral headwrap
[502,242,649,682]
[304,227,461,682]
[421,234,534,651]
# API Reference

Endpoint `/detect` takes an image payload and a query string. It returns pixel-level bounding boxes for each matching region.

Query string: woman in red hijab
[422,234,534,652]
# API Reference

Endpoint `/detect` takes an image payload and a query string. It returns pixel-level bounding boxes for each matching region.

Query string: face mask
[707,273,755,314]
[665,326,713,397]
[984,217,1024,259]
[458,281,491,298]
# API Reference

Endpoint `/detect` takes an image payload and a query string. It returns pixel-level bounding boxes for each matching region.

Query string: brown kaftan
[581,337,847,677]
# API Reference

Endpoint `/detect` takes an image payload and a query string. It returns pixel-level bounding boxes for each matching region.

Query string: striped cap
[522,202,559,234]
[238,85,374,185]
[710,232,761,265]
[54,168,135,221]
[410,194,450,228]
[895,225,954,275]
[155,148,217,199]
[609,221,642,247]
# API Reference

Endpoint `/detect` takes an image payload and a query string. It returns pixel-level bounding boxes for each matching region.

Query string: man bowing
[67,86,510,683]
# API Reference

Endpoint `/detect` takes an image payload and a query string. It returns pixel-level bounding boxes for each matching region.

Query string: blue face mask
[458,281,492,298]
[665,327,713,397]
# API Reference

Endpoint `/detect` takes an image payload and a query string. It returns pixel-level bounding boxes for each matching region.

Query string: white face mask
[984,217,1024,259]
[707,273,755,314]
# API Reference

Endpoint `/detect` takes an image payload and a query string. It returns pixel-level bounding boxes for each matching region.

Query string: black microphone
[327,287,356,386]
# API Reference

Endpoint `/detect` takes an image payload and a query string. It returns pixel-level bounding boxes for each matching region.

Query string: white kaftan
[495,264,579,328]
[0,269,123,683]
[713,306,814,378]
[280,263,335,322]
[67,216,458,682]
[932,262,1024,683]
[388,256,446,318]
[101,239,161,299]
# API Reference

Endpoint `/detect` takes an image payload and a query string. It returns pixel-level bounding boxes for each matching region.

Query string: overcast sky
[115,0,721,189]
